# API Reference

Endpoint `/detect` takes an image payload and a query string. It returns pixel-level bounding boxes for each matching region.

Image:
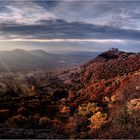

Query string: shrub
[28,114,40,128]
[51,119,63,131]
[88,111,108,132]
[105,82,112,87]
[8,114,27,127]
[78,103,101,117]
[64,116,79,138]
[111,95,118,103]
[104,96,110,102]
[127,98,140,125]
[18,107,28,116]
[60,106,70,114]
[39,116,52,128]
[127,98,140,115]
[113,107,128,126]
[59,106,71,121]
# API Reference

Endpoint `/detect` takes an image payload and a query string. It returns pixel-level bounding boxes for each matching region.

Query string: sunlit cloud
[0,39,124,43]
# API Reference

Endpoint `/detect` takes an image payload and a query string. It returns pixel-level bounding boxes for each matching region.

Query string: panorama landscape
[0,1,140,139]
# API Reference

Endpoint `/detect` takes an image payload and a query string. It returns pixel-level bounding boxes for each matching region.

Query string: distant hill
[0,49,100,72]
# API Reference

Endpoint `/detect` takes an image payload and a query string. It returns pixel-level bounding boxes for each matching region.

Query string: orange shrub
[88,111,108,131]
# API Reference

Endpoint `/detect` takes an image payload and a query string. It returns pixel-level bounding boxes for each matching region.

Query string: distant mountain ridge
[0,49,99,72]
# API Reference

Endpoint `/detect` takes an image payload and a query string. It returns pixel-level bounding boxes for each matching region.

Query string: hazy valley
[0,49,99,72]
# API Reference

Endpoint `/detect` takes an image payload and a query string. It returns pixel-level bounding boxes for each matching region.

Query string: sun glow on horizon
[0,38,139,53]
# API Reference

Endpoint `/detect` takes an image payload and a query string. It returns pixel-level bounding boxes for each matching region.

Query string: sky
[0,0,140,53]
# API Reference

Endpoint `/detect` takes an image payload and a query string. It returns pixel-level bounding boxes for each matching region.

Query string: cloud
[0,1,140,53]
[0,1,55,25]
[1,19,140,41]
[51,1,140,30]
[0,1,140,30]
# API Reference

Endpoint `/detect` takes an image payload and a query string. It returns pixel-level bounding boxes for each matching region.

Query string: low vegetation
[0,49,140,139]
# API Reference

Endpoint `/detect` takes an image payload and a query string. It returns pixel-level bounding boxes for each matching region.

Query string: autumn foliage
[0,49,140,139]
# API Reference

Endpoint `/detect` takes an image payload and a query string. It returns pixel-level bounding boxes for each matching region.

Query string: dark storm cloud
[1,19,140,40]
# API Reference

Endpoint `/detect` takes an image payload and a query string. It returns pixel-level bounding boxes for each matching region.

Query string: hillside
[0,49,139,139]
